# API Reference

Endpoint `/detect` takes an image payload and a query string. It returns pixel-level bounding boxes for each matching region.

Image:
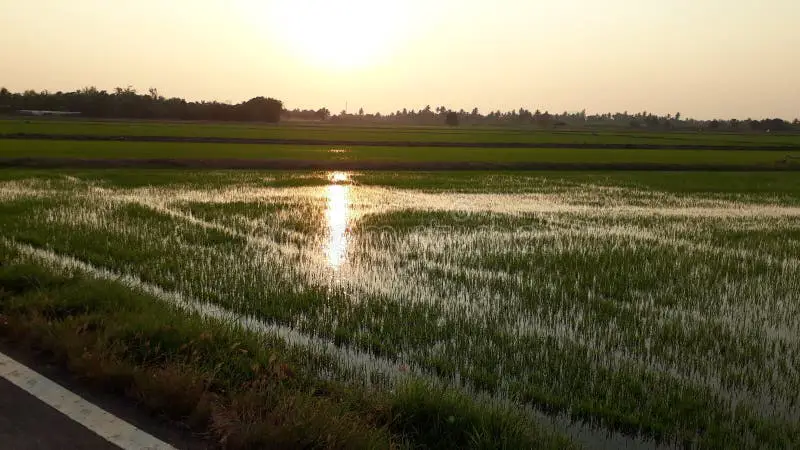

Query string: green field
[1,140,798,169]
[3,119,800,170]
[3,118,800,147]
[4,119,800,171]
[2,170,799,449]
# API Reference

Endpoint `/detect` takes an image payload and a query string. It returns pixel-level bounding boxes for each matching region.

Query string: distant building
[17,110,81,116]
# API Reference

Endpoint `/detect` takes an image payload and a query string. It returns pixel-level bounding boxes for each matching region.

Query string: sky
[1,0,799,119]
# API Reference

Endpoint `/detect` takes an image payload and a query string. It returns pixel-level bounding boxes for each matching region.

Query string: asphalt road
[0,341,210,450]
[0,376,118,449]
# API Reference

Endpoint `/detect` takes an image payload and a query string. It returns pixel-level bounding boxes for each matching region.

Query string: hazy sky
[2,0,799,119]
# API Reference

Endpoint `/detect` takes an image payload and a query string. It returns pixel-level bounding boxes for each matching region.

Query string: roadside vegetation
[0,244,570,449]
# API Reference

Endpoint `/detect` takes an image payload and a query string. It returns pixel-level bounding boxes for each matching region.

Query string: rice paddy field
[1,169,799,449]
[1,139,797,167]
[3,118,800,147]
[4,119,800,172]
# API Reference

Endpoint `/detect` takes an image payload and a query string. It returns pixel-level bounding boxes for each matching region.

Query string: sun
[270,0,405,69]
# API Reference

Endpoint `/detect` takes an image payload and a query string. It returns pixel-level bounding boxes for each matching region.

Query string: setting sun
[270,0,406,69]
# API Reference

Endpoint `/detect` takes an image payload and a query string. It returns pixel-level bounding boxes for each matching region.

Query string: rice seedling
[1,170,798,449]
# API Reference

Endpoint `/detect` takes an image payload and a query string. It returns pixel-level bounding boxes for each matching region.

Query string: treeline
[334,106,800,131]
[282,107,331,121]
[0,87,282,123]
[1,86,797,131]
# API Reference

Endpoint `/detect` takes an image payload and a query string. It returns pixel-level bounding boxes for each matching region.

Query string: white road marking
[0,350,176,450]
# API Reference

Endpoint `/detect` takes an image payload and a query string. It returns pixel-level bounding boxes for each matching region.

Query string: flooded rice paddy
[1,171,799,448]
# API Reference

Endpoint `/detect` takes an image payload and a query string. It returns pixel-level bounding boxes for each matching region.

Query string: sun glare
[329,171,350,183]
[271,0,405,69]
[325,184,351,269]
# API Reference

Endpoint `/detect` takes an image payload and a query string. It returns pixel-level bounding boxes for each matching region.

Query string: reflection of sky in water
[325,175,351,269]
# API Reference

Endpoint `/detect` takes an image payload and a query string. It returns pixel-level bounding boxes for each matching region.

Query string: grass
[2,169,800,200]
[3,118,800,146]
[0,244,570,450]
[1,171,799,448]
[353,171,800,198]
[0,139,797,167]
[0,257,393,449]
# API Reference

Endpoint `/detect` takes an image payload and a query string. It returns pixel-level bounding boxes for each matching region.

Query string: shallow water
[2,171,798,448]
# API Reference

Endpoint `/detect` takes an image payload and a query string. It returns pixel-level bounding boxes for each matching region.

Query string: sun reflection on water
[325,173,352,269]
[329,171,350,184]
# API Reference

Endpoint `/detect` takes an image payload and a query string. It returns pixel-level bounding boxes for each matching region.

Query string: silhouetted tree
[535,111,552,128]
[238,97,283,122]
[315,108,331,120]
[0,87,10,112]
[445,111,459,126]
[3,86,798,130]
[0,87,285,123]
